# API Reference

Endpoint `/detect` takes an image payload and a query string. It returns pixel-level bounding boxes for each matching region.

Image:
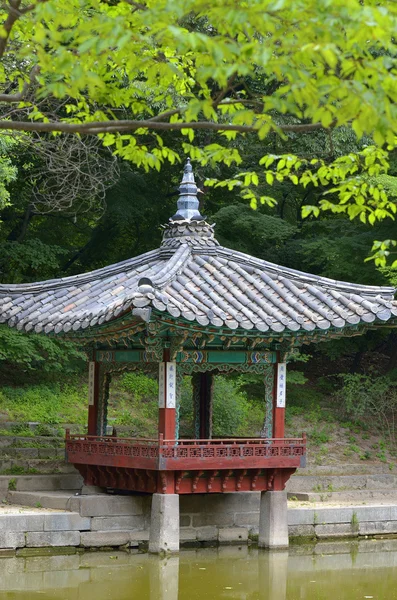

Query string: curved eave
[1,239,397,338]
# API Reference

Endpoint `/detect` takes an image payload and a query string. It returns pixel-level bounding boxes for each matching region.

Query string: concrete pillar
[149,494,180,553]
[258,490,288,548]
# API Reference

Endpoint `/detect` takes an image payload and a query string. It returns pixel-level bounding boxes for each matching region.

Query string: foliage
[0,0,397,253]
[212,204,296,261]
[0,239,68,283]
[178,376,262,437]
[0,326,84,377]
[336,374,397,447]
[0,384,88,424]
[119,372,159,401]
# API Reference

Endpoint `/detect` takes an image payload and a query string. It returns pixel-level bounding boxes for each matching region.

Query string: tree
[0,2,396,223]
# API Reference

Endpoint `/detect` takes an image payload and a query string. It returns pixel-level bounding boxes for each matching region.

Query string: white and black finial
[170,158,204,222]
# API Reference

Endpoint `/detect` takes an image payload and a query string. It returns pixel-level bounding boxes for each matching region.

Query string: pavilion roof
[1,160,397,337]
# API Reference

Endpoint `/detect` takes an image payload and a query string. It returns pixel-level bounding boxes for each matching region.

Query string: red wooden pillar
[158,350,176,440]
[87,361,100,436]
[273,360,286,439]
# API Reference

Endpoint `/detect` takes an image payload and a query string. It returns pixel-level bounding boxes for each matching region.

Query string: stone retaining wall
[2,492,397,551]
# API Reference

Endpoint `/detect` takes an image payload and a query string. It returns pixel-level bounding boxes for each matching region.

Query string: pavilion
[1,160,397,552]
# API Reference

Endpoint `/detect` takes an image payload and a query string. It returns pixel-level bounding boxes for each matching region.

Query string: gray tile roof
[0,218,396,336]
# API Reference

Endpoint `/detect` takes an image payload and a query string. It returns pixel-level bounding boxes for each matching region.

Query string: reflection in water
[1,539,397,599]
[258,551,288,600]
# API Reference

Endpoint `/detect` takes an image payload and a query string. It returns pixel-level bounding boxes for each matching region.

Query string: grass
[0,466,39,475]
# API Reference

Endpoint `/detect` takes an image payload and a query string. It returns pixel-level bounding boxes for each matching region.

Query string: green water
[1,540,397,600]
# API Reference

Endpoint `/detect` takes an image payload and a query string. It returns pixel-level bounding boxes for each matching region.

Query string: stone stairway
[0,432,82,504]
[287,464,397,503]
[0,434,76,476]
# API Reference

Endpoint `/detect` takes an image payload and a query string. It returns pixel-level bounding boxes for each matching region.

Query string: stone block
[218,528,248,544]
[149,494,179,554]
[234,512,260,527]
[354,506,391,522]
[315,523,356,538]
[44,513,90,532]
[26,531,80,547]
[0,532,25,549]
[0,514,44,532]
[73,495,145,517]
[91,516,144,531]
[16,448,39,459]
[80,531,131,548]
[180,528,197,541]
[315,508,354,524]
[192,513,235,528]
[130,530,149,542]
[38,448,57,459]
[359,521,397,536]
[288,525,315,538]
[288,509,315,526]
[196,526,218,542]
[180,515,191,527]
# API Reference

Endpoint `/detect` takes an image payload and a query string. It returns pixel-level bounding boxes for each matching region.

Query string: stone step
[300,463,395,476]
[0,473,83,495]
[7,489,148,518]
[287,473,397,493]
[288,489,397,502]
[0,459,74,475]
[1,448,64,459]
[0,435,63,448]
[7,490,81,511]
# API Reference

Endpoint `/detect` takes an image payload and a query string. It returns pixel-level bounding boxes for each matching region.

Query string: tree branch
[0,64,40,103]
[0,0,22,60]
[0,118,327,135]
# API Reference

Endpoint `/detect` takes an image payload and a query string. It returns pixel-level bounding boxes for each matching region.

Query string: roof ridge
[139,244,192,291]
[0,248,162,294]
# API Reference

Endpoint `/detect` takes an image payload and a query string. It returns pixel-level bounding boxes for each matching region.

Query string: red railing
[65,432,306,470]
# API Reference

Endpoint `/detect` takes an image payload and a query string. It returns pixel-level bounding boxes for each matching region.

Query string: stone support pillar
[258,490,289,548]
[192,372,213,439]
[158,351,177,440]
[149,493,180,553]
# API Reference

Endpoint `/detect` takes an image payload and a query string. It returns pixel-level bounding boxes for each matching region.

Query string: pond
[0,539,397,600]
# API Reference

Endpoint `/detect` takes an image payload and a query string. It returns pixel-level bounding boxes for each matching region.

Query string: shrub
[119,372,158,400]
[336,373,397,447]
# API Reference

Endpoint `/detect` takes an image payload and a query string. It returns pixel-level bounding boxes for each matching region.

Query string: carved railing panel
[66,434,306,471]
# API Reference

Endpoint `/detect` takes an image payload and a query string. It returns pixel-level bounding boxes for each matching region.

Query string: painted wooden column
[261,365,275,439]
[87,361,100,436]
[158,350,177,440]
[192,373,213,439]
[88,361,111,436]
[273,361,286,439]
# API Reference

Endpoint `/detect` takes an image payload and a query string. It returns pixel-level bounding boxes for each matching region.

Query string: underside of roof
[0,217,396,338]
